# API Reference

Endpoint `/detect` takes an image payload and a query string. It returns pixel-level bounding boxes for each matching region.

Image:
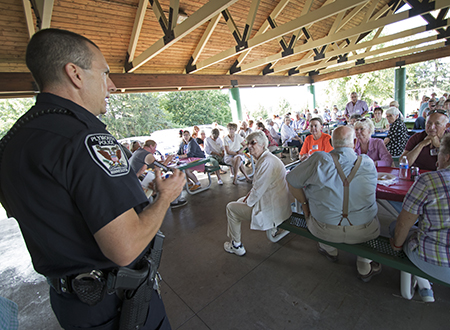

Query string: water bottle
[399,156,409,180]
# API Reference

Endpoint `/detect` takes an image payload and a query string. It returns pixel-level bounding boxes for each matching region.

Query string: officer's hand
[154,168,185,202]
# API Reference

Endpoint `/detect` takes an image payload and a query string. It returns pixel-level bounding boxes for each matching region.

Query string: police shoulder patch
[85,133,130,177]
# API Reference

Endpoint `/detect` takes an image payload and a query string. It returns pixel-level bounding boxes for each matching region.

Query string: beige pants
[226,197,252,243]
[307,215,380,274]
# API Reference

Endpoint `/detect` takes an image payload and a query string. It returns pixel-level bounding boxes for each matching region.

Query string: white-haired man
[401,109,450,171]
[287,126,381,282]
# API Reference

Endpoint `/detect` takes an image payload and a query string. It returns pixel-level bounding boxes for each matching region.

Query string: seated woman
[280,116,303,150]
[302,112,312,130]
[177,130,205,191]
[223,123,251,185]
[372,107,390,131]
[224,130,292,256]
[299,117,333,161]
[348,114,362,126]
[256,121,285,158]
[204,128,225,185]
[354,118,393,166]
[384,107,409,157]
[390,133,450,302]
[265,118,281,145]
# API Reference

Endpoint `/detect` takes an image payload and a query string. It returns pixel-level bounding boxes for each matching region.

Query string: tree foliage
[323,69,395,110]
[277,98,292,115]
[406,59,450,99]
[160,90,232,126]
[0,98,35,139]
[100,93,172,139]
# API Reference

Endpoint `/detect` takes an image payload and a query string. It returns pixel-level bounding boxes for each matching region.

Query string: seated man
[287,126,381,282]
[414,97,436,129]
[130,140,187,208]
[224,131,292,256]
[204,128,225,185]
[390,133,450,303]
[401,109,450,171]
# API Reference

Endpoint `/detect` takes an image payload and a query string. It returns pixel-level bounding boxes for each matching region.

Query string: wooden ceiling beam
[188,14,221,67]
[311,45,450,83]
[126,0,239,73]
[189,0,368,74]
[243,0,261,42]
[126,0,149,63]
[169,0,180,30]
[232,0,291,69]
[30,0,54,30]
[150,0,168,32]
[314,41,445,74]
[22,0,35,39]
[239,0,450,75]
[298,35,443,75]
[277,23,446,74]
[0,73,311,97]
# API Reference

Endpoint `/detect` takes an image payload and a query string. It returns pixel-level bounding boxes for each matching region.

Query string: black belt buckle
[71,270,106,306]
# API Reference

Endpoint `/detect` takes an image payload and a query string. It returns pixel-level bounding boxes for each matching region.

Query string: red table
[376,167,428,202]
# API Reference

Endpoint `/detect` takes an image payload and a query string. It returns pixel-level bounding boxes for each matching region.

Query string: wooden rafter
[29,0,54,30]
[126,0,149,64]
[169,0,180,30]
[231,0,291,69]
[150,0,168,32]
[187,14,221,68]
[235,0,450,75]
[311,45,450,83]
[188,0,368,74]
[297,35,445,75]
[126,0,239,73]
[284,18,450,76]
[318,41,447,76]
[22,0,35,38]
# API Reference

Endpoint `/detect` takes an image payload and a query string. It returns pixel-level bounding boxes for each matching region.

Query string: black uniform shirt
[0,93,149,277]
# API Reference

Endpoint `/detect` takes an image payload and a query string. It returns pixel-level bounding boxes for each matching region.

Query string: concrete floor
[1,162,450,329]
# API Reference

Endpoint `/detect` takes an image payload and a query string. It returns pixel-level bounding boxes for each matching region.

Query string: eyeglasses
[428,109,449,117]
[248,140,258,146]
[356,118,368,122]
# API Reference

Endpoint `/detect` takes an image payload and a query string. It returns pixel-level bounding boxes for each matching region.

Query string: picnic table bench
[272,212,450,299]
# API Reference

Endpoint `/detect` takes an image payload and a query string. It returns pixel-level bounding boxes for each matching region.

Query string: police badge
[85,133,130,177]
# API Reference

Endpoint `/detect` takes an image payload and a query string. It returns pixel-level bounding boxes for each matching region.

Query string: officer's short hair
[26,28,98,91]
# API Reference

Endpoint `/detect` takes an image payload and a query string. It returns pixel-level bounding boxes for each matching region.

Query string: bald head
[332,126,356,148]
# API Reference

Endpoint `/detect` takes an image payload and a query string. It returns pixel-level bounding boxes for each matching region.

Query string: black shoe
[170,200,188,209]
[317,243,338,262]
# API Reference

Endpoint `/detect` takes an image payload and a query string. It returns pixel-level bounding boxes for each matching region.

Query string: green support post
[395,67,406,116]
[229,87,243,122]
[309,84,316,109]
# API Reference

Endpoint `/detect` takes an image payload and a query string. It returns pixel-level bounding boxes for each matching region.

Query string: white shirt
[223,134,244,154]
[204,136,223,156]
[280,124,297,144]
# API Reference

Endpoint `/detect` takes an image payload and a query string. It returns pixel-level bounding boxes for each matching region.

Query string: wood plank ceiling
[1,0,450,97]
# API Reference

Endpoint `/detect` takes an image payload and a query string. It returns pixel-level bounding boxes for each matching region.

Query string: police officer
[0,29,185,329]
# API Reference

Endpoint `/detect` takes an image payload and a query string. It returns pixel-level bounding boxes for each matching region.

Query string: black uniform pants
[50,288,171,330]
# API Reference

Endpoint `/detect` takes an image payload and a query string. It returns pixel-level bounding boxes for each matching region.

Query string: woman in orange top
[299,117,333,161]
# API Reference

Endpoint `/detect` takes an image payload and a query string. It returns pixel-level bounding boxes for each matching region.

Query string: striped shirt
[403,168,450,267]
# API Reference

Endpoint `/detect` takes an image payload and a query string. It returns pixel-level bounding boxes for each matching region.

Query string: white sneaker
[218,179,223,185]
[224,241,246,256]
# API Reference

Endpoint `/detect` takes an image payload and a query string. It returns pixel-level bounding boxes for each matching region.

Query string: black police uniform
[0,93,170,330]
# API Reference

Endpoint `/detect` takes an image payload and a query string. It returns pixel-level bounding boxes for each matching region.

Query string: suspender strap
[330,154,363,226]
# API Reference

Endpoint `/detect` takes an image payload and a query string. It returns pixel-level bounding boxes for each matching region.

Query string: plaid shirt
[403,168,450,267]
